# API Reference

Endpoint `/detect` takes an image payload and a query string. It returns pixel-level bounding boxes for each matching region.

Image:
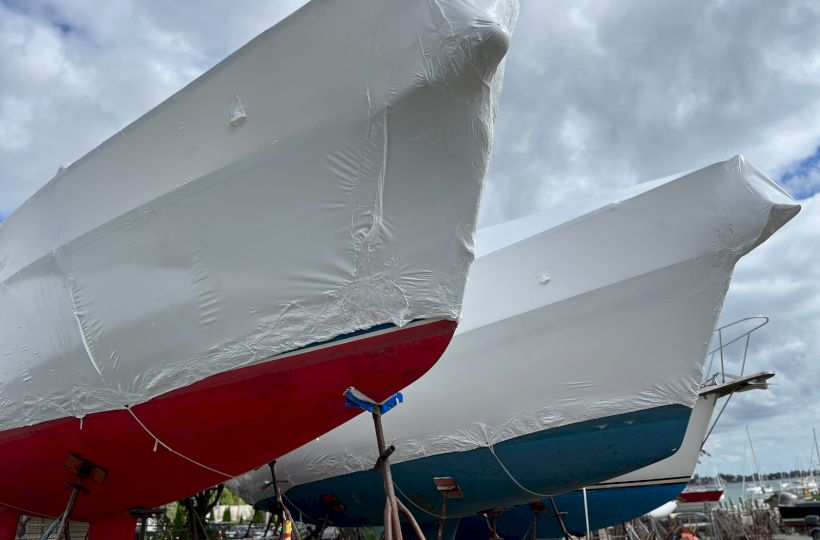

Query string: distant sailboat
[745,426,775,500]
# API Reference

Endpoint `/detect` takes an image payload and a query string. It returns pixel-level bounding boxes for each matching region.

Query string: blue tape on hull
[256,404,690,531]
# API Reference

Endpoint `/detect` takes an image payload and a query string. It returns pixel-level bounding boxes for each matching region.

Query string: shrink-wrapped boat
[0,0,515,535]
[230,156,799,534]
[453,367,773,538]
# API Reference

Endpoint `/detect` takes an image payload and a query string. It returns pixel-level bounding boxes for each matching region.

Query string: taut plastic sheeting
[0,0,517,523]
[229,156,799,525]
[0,0,515,432]
[448,372,775,539]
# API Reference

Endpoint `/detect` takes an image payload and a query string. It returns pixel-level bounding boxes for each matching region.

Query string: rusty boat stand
[433,477,463,540]
[548,496,573,540]
[344,387,424,540]
[55,454,108,540]
[128,508,163,540]
[264,461,303,540]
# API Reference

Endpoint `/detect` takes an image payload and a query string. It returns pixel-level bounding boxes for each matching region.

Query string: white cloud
[1,0,819,474]
[0,0,308,214]
[701,193,820,474]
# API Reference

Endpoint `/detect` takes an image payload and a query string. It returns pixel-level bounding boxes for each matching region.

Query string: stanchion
[434,477,463,540]
[529,501,547,540]
[548,497,573,540]
[55,454,107,540]
[343,387,424,540]
[263,461,302,540]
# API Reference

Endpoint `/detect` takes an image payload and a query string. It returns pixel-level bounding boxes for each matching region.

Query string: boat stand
[129,508,162,540]
[0,510,19,540]
[529,501,547,540]
[433,477,463,540]
[315,495,345,539]
[548,497,574,540]
[481,509,504,540]
[87,515,138,540]
[53,454,107,540]
[263,461,302,540]
[343,388,424,540]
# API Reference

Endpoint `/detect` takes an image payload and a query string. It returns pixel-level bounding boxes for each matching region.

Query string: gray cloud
[702,193,820,474]
[1,0,819,474]
[0,0,308,214]
[482,0,820,226]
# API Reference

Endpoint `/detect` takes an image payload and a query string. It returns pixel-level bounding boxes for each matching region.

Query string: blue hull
[256,404,690,531]
[452,482,687,539]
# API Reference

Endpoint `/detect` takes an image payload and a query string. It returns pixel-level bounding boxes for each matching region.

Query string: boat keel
[88,514,138,540]
[0,510,19,540]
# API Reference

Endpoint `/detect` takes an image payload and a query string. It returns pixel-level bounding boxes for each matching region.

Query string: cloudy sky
[1,0,819,476]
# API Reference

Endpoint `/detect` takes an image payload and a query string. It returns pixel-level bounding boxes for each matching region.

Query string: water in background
[722,480,781,503]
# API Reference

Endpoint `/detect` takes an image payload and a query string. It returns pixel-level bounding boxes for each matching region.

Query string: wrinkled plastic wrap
[596,370,774,490]
[230,155,799,500]
[0,0,518,432]
[595,393,719,491]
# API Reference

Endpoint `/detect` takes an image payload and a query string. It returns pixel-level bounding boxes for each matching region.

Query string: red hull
[678,489,724,503]
[0,320,455,527]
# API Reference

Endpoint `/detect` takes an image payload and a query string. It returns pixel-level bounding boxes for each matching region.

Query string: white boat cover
[229,155,799,496]
[593,371,775,493]
[0,0,517,432]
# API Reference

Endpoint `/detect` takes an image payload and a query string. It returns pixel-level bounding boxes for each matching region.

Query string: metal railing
[704,316,769,385]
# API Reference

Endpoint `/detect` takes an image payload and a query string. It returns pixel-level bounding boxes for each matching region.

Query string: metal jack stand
[548,497,573,540]
[316,495,344,539]
[263,461,302,540]
[529,501,547,540]
[343,388,424,540]
[54,454,107,540]
[481,509,505,540]
[433,477,463,540]
[128,508,162,540]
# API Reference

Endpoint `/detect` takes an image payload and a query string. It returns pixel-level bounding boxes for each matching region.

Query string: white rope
[283,493,319,523]
[125,406,233,479]
[449,518,461,540]
[393,443,553,523]
[487,444,551,498]
[392,481,443,519]
[0,497,44,517]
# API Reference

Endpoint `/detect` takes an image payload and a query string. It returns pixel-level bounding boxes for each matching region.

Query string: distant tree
[180,484,225,540]
[173,503,187,531]
[222,507,232,523]
[220,487,246,506]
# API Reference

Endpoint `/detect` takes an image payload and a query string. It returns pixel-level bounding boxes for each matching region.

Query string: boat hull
[230,157,799,527]
[0,319,454,521]
[451,373,773,538]
[258,405,689,528]
[780,503,820,528]
[0,0,516,525]
[678,490,724,504]
[449,483,689,539]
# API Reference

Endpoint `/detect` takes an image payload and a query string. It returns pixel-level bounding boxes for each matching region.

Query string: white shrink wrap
[229,156,799,524]
[0,0,515,431]
[444,370,775,538]
[0,0,517,524]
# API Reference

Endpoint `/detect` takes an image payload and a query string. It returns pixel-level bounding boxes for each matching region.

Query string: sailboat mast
[813,427,820,476]
[742,435,748,494]
[747,426,764,488]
